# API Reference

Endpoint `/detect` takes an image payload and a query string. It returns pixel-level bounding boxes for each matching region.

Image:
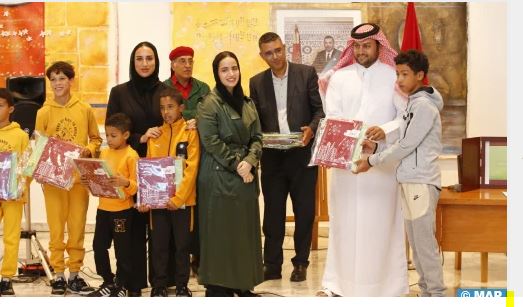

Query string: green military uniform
[164,77,210,120]
[196,88,264,290]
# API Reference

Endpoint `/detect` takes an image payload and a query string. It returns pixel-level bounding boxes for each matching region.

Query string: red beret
[169,46,194,61]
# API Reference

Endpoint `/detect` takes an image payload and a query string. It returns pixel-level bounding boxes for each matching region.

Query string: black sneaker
[151,287,168,297]
[51,277,67,296]
[87,282,116,297]
[0,279,15,296]
[175,286,192,297]
[111,286,127,297]
[68,275,95,295]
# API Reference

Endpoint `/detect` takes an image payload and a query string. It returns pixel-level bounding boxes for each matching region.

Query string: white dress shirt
[271,62,291,134]
[326,50,332,61]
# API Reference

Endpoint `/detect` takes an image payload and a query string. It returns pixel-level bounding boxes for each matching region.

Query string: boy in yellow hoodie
[35,61,102,296]
[139,87,199,297]
[81,113,138,297]
[0,88,29,296]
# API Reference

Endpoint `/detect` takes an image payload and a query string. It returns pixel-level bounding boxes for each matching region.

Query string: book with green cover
[73,158,125,199]
[174,157,185,190]
[22,133,48,177]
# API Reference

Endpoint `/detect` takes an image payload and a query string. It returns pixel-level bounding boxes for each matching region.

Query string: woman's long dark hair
[129,41,160,93]
[212,51,245,116]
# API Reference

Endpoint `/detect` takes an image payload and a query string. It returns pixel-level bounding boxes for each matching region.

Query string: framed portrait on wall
[275,9,361,74]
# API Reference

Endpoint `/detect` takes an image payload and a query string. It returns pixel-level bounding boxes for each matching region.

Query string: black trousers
[127,208,148,291]
[190,205,200,261]
[125,209,177,291]
[261,147,317,271]
[93,208,133,287]
[150,207,191,288]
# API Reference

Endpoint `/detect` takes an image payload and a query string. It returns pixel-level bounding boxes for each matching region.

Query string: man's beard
[356,55,378,68]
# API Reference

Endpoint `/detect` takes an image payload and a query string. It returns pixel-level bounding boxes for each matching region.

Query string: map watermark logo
[456,288,507,297]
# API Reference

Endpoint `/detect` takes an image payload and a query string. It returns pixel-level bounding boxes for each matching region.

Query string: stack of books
[262,132,304,150]
[0,152,21,200]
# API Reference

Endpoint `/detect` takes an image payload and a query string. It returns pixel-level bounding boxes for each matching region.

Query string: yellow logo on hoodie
[55,118,78,142]
[0,139,12,151]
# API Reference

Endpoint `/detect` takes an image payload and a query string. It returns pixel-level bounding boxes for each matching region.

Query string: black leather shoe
[151,287,168,297]
[290,264,307,282]
[263,266,282,281]
[175,286,192,297]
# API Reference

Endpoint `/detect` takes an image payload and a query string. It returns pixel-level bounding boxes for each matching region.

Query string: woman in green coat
[196,51,264,296]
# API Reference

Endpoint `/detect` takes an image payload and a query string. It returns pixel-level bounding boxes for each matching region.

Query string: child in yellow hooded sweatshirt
[139,87,200,297]
[82,113,139,298]
[0,88,29,296]
[35,61,102,296]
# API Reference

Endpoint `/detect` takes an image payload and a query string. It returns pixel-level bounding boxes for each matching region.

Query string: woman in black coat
[106,41,167,296]
[107,41,165,157]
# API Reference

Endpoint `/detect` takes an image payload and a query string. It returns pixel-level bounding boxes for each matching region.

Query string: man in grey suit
[249,32,324,282]
[312,35,342,74]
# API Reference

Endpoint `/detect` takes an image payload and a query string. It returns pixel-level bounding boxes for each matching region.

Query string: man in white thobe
[318,23,409,297]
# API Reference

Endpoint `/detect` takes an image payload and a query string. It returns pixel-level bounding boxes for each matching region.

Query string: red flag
[291,25,302,64]
[401,2,428,85]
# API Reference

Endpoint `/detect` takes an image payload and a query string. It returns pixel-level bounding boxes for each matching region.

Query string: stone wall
[44,2,109,124]
[367,2,467,154]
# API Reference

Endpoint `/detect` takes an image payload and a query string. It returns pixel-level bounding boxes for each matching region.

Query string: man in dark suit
[249,32,324,282]
[312,35,342,74]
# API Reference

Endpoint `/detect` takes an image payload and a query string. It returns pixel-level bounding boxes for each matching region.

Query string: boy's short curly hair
[394,49,429,76]
[159,87,183,106]
[105,113,132,134]
[46,61,75,79]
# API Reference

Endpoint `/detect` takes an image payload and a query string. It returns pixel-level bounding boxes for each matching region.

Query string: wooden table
[436,188,507,282]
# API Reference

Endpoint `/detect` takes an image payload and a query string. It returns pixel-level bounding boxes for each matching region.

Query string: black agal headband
[351,23,381,40]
